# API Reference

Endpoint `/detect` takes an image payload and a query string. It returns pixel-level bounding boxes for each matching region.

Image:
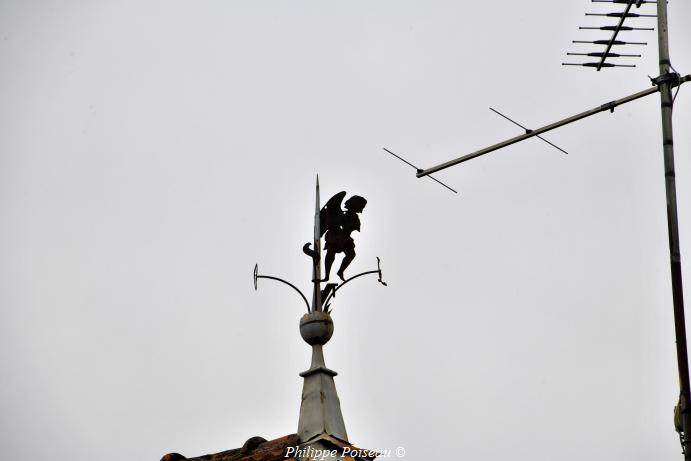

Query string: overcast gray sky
[2,1,691,460]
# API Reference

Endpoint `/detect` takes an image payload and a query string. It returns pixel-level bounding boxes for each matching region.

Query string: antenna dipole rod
[656,1,691,457]
[562,62,636,67]
[489,107,568,155]
[567,52,641,57]
[579,26,654,31]
[572,40,647,45]
[585,12,656,17]
[416,75,689,177]
[591,0,656,3]
[383,148,458,194]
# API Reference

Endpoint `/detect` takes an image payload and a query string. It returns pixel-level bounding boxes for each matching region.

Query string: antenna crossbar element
[562,62,636,68]
[579,26,654,31]
[567,52,641,57]
[416,74,690,177]
[586,12,656,18]
[592,0,655,3]
[383,148,458,194]
[489,107,568,155]
[572,39,647,45]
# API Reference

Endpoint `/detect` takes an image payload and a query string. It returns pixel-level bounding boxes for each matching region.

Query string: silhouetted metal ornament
[255,176,386,314]
[252,176,387,444]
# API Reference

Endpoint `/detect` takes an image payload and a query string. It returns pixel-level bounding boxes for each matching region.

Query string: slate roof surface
[161,433,378,461]
[161,435,299,461]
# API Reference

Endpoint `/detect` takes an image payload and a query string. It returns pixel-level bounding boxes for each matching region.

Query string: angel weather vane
[304,190,367,282]
[254,176,386,314]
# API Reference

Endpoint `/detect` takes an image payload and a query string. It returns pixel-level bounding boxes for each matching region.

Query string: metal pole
[656,2,691,458]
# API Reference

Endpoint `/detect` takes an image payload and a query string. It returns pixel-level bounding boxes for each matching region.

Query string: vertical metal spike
[311,175,322,312]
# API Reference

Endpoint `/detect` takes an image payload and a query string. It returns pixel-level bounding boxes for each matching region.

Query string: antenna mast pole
[656,3,690,457]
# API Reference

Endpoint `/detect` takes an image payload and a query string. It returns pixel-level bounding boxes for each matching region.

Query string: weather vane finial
[252,176,387,444]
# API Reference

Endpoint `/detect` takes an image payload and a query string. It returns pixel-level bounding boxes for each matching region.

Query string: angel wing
[319,191,346,237]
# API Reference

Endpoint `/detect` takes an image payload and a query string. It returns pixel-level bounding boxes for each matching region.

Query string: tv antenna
[564,0,655,70]
[406,0,690,456]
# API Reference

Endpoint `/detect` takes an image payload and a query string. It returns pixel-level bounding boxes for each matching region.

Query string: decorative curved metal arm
[322,257,387,309]
[253,264,310,313]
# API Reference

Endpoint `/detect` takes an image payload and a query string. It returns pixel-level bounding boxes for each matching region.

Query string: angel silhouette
[317,192,367,281]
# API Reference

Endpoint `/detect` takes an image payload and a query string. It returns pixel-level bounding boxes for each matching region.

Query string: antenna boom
[417,75,689,177]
